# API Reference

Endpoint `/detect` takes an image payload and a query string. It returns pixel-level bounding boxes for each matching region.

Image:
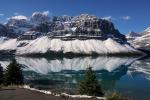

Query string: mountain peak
[126,31,140,38]
[31,11,50,24]
[127,27,150,52]
[144,27,150,32]
[0,12,127,43]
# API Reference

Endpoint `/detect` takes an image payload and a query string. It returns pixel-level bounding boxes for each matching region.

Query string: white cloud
[43,11,49,16]
[14,12,19,15]
[101,16,131,21]
[101,16,115,21]
[6,13,28,21]
[6,17,10,20]
[0,13,4,16]
[6,15,28,20]
[11,15,28,20]
[32,11,52,17]
[121,16,131,20]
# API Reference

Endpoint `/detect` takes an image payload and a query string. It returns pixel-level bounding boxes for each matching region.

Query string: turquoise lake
[0,55,150,100]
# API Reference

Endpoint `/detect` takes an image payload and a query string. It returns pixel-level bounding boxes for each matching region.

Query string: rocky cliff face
[126,31,140,39]
[72,14,126,41]
[0,24,8,37]
[31,12,51,25]
[5,15,32,35]
[0,24,17,38]
[0,13,127,43]
[0,12,143,55]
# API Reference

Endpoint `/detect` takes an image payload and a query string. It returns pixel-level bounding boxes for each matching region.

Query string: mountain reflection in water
[17,57,137,74]
[0,56,150,100]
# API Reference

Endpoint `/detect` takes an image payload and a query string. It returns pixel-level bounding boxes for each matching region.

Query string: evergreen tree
[79,67,103,96]
[0,65,3,84]
[4,59,23,85]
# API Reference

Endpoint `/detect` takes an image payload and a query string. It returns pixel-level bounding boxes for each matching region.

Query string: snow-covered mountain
[6,15,29,27]
[30,11,51,25]
[6,15,33,35]
[0,24,9,36]
[126,31,140,40]
[0,23,18,38]
[4,11,51,35]
[0,12,144,55]
[1,12,126,42]
[127,27,150,52]
[0,36,142,56]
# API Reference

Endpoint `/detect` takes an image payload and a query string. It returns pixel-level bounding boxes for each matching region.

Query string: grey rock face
[1,13,127,43]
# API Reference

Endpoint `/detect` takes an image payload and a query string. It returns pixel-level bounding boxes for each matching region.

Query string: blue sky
[0,0,150,34]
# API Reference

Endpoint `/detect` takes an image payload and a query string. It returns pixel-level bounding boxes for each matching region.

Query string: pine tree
[0,65,3,84]
[79,67,103,96]
[4,59,23,85]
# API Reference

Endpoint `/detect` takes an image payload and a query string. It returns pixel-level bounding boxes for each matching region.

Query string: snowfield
[0,38,31,51]
[0,36,142,55]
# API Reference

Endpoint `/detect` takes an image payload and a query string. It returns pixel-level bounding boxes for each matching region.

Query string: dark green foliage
[4,59,23,85]
[79,67,103,96]
[0,65,3,84]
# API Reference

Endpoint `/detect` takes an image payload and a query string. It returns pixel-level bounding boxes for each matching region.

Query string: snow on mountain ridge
[144,27,150,32]
[127,27,150,52]
[0,36,142,55]
[126,31,140,39]
[3,12,127,44]
[15,36,141,55]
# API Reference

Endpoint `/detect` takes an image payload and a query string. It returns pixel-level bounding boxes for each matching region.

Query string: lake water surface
[0,55,150,100]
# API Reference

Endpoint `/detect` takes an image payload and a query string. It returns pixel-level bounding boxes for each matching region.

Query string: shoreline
[23,85,104,100]
[0,85,104,100]
[0,49,145,58]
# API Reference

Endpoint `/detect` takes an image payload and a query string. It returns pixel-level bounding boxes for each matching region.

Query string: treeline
[0,59,23,86]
